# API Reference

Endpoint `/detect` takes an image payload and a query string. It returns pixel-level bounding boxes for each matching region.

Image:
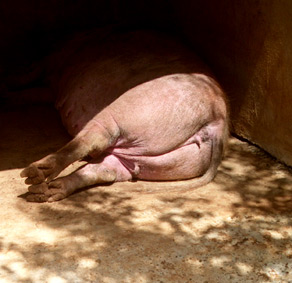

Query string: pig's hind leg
[26,154,132,202]
[20,119,119,186]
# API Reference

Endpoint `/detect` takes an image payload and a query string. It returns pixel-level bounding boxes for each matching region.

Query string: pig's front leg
[20,120,117,185]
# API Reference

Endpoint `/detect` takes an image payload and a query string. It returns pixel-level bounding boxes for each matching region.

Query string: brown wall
[1,0,291,166]
[173,0,292,166]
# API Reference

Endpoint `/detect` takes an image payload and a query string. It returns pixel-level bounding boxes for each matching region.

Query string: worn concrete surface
[0,104,292,282]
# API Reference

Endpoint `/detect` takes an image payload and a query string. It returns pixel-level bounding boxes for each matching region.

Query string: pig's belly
[105,140,212,181]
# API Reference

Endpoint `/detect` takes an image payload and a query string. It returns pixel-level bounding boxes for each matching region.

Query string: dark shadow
[6,182,292,282]
[216,138,292,215]
[0,104,70,171]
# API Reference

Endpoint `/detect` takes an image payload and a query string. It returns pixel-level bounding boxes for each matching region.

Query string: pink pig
[20,30,228,202]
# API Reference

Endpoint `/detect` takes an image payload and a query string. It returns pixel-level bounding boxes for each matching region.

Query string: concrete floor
[0,104,291,282]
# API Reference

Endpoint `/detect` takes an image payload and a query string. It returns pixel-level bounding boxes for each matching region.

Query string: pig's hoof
[20,164,46,184]
[27,182,50,202]
[27,180,70,202]
[20,155,61,185]
[46,179,71,202]
[26,193,49,203]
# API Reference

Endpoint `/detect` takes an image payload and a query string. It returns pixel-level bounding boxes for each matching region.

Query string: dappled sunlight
[216,137,292,215]
[3,172,291,282]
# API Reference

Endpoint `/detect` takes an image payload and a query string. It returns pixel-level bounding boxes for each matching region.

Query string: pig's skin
[20,30,228,202]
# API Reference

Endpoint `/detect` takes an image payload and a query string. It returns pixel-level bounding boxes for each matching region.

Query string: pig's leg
[25,154,132,202]
[20,119,119,186]
[26,163,116,202]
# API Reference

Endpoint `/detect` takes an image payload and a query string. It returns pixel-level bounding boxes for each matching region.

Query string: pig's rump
[82,73,225,182]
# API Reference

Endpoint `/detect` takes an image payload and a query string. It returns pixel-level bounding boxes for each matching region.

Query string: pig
[20,29,229,202]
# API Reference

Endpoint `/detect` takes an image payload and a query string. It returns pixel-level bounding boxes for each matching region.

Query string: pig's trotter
[20,154,63,185]
[21,121,116,186]
[26,181,67,202]
[26,182,50,202]
[26,163,117,202]
[20,152,69,185]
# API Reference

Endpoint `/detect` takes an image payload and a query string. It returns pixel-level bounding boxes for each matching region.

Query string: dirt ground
[0,102,292,283]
